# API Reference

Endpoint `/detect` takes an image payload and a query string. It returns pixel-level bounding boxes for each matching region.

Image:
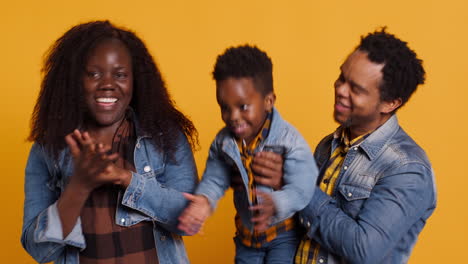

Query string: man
[262,29,436,264]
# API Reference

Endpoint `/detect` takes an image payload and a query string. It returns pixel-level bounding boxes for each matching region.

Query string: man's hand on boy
[178,193,211,235]
[252,151,284,190]
[250,190,276,232]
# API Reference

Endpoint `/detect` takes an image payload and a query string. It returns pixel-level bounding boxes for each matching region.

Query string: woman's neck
[85,121,122,146]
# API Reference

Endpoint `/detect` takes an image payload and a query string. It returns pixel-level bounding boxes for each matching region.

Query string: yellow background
[2,0,466,263]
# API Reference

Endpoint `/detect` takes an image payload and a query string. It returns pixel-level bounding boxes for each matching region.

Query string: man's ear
[264,92,276,111]
[381,97,402,114]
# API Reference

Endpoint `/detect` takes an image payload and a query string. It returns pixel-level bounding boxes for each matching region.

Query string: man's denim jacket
[197,107,318,230]
[298,115,437,264]
[21,122,198,264]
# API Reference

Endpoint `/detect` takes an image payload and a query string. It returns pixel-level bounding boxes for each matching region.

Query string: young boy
[178,45,318,263]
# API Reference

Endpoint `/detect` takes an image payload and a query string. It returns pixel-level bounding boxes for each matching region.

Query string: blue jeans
[234,228,301,264]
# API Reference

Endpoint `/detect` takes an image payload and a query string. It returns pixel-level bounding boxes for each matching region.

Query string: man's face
[216,77,274,145]
[333,50,393,136]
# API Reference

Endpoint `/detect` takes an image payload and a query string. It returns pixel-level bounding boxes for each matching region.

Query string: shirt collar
[332,114,400,160]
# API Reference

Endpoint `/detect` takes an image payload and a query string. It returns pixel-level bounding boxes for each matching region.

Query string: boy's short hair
[212,45,273,96]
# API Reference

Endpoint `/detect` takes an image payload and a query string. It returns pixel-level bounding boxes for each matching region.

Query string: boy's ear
[264,92,276,111]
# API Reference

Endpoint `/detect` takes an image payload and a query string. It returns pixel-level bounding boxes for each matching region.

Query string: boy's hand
[252,151,284,190]
[178,193,212,235]
[250,190,276,232]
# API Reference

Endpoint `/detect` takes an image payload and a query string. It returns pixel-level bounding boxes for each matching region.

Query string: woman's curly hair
[29,20,198,159]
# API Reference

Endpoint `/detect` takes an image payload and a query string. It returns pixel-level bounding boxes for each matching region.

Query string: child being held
[179,45,318,263]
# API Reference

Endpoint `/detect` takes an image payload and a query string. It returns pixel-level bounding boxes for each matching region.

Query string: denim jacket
[21,121,198,264]
[196,108,318,230]
[298,115,437,264]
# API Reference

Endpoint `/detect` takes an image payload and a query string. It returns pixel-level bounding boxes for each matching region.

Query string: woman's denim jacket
[196,108,318,230]
[298,115,437,264]
[21,121,198,264]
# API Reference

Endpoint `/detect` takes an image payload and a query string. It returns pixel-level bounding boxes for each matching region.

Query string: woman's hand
[65,129,126,192]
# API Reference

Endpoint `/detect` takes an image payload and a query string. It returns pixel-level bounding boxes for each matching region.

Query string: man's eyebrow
[349,79,366,91]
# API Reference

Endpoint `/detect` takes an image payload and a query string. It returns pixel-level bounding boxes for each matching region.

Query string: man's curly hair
[212,45,273,95]
[357,28,425,110]
[29,20,198,159]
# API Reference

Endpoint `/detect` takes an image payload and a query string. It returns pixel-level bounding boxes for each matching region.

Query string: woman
[21,20,198,264]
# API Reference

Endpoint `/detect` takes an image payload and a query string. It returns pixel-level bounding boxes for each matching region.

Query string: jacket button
[344,166,348,170]
[136,142,141,149]
[306,221,311,228]
[347,192,353,197]
[144,166,151,172]
[120,218,126,223]
[319,258,325,263]
[160,236,166,241]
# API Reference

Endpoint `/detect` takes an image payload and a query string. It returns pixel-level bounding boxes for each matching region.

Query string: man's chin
[333,113,352,128]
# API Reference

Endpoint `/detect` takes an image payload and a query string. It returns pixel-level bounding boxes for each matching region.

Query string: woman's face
[82,38,133,129]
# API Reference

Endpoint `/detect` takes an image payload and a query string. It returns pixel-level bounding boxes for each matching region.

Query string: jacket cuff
[122,171,145,208]
[35,202,86,249]
[270,190,293,222]
[195,189,219,211]
[298,188,331,237]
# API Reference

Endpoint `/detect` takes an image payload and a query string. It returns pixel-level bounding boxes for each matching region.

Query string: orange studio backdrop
[1,0,466,263]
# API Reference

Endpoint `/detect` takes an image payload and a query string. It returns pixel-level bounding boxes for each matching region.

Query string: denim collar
[332,114,400,161]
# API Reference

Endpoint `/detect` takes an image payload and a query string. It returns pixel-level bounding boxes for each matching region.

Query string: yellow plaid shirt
[295,129,367,264]
[235,112,295,248]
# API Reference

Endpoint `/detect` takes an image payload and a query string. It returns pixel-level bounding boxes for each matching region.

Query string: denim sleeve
[195,139,231,210]
[299,163,436,264]
[21,144,85,263]
[121,133,198,235]
[270,135,318,222]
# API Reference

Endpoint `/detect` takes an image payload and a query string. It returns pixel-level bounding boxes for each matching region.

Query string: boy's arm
[268,136,319,222]
[194,138,232,210]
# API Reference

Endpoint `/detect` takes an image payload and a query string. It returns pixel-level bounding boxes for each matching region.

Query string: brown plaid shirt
[80,113,158,264]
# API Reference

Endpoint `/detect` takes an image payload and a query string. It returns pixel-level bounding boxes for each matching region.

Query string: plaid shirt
[235,112,295,248]
[295,129,367,264]
[80,113,158,264]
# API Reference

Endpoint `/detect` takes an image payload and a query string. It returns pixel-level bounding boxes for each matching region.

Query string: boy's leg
[234,236,265,264]
[264,229,301,264]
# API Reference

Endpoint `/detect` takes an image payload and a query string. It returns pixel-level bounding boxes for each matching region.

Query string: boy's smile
[216,77,274,145]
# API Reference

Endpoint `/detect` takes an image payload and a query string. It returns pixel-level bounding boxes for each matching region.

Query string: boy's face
[216,77,275,145]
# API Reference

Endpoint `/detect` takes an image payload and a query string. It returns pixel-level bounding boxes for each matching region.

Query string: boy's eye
[240,104,248,111]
